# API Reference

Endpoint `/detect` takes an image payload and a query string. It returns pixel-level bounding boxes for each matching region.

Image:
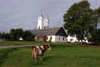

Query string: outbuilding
[30,27,67,43]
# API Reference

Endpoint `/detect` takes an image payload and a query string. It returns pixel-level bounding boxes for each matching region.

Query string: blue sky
[0,0,100,32]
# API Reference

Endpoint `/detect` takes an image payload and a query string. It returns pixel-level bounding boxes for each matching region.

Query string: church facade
[37,14,49,29]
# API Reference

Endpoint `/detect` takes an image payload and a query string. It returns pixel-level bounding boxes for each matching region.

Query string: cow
[31,44,51,61]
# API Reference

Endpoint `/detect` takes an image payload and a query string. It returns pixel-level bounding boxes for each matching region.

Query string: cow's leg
[31,52,33,61]
[34,53,37,62]
[31,49,34,61]
[32,47,37,62]
[32,52,36,61]
[40,56,43,61]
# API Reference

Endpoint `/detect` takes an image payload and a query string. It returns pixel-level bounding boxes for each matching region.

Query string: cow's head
[45,44,51,50]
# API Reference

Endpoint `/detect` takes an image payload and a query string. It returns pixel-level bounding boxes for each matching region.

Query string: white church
[37,14,49,29]
[30,13,89,43]
[30,14,67,43]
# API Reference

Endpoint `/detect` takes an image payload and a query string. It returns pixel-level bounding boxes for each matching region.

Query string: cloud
[0,0,100,33]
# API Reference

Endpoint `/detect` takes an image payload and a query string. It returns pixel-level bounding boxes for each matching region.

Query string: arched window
[39,26,40,29]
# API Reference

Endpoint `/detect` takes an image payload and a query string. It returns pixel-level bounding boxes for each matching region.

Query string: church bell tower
[44,17,49,28]
[37,14,44,29]
[37,12,49,29]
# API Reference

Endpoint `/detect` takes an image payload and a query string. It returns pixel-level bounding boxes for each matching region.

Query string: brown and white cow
[31,44,51,61]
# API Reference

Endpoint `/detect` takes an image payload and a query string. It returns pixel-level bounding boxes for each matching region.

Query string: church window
[39,26,40,29]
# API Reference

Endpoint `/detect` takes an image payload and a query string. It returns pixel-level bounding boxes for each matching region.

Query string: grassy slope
[1,45,100,67]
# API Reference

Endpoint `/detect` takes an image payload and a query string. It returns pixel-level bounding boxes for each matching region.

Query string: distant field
[0,44,100,67]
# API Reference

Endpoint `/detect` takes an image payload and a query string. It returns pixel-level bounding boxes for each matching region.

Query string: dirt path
[0,45,34,49]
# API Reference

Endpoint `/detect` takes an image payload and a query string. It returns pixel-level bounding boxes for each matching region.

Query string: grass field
[0,41,53,46]
[0,41,100,67]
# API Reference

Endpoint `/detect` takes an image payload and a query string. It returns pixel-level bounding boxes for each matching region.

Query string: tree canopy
[0,28,35,41]
[88,29,100,44]
[63,0,100,44]
[10,28,35,41]
[10,28,24,41]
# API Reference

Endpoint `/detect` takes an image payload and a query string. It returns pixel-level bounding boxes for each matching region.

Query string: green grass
[1,45,100,67]
[0,41,54,46]
[0,48,15,66]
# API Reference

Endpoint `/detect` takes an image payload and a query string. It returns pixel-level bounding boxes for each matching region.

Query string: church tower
[44,17,49,28]
[37,14,44,29]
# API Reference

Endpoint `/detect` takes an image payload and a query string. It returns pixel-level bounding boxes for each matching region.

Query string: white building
[30,26,67,43]
[67,35,89,43]
[37,14,49,29]
[30,14,67,43]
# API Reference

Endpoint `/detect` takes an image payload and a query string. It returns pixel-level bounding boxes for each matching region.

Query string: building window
[50,37,52,41]
[46,37,48,40]
[59,37,60,40]
[63,38,64,41]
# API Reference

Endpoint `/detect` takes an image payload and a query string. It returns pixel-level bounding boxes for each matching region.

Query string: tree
[10,28,24,41]
[0,32,1,39]
[63,0,99,45]
[88,29,100,44]
[0,32,11,40]
[23,31,35,41]
[10,28,35,41]
[10,29,16,41]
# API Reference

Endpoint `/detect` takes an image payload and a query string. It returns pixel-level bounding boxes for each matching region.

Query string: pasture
[0,41,100,67]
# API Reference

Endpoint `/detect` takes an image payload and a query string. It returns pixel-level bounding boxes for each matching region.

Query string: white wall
[67,35,89,43]
[47,35,67,43]
[67,35,78,42]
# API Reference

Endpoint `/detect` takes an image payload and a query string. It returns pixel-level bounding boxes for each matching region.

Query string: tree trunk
[81,40,83,45]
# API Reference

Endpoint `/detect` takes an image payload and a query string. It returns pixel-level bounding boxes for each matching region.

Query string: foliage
[1,45,100,67]
[10,28,24,41]
[23,31,35,41]
[0,32,1,39]
[10,28,35,41]
[0,32,11,40]
[0,28,35,41]
[88,29,100,44]
[63,0,99,44]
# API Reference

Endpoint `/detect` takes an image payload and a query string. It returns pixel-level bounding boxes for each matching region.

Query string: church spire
[40,10,43,17]
[37,11,44,29]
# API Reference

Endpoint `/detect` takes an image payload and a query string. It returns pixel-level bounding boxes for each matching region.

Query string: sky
[0,0,100,33]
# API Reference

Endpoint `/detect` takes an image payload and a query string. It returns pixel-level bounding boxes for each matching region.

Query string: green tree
[23,31,35,41]
[88,29,100,44]
[63,0,99,45]
[10,28,24,41]
[15,28,24,40]
[10,29,16,41]
[0,32,1,39]
[0,32,11,40]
